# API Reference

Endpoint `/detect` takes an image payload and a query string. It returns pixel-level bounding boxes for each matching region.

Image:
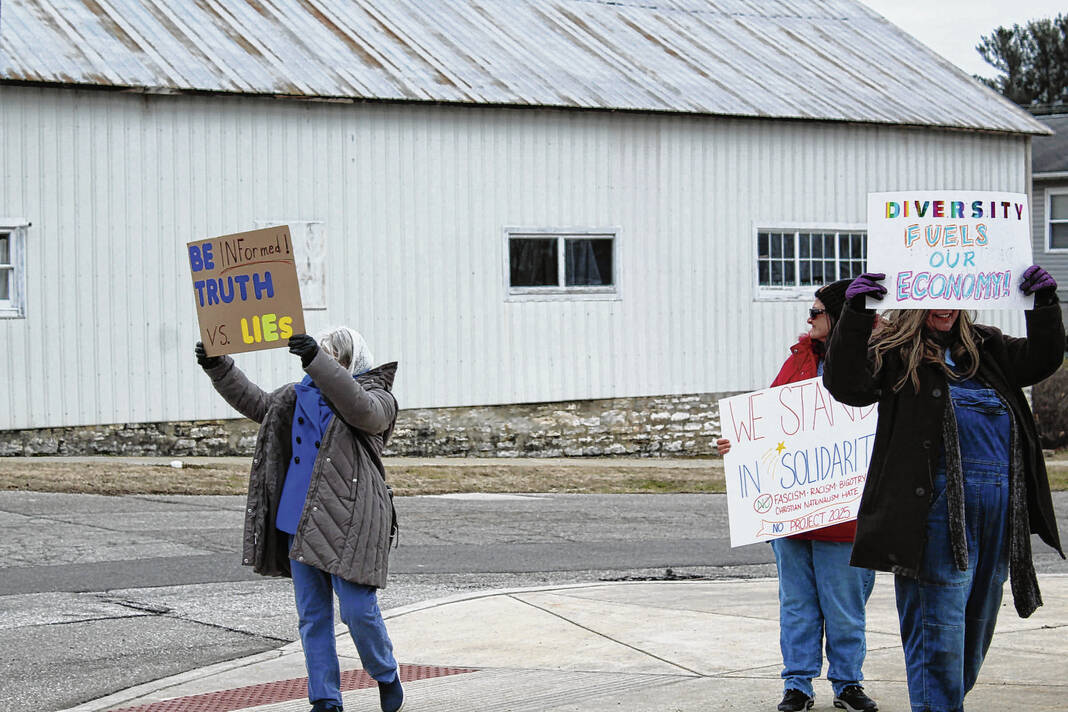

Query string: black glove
[288,334,319,368]
[195,342,222,369]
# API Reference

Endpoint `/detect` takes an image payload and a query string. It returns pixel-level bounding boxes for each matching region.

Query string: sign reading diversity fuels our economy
[720,377,877,547]
[866,191,1033,310]
[188,225,306,356]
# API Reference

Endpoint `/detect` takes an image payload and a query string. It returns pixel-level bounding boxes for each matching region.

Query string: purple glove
[1020,265,1057,305]
[845,272,887,309]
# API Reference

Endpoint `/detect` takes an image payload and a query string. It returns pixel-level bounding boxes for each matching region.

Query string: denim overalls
[895,366,1011,712]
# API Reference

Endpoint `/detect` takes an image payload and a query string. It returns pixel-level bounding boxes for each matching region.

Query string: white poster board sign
[866,191,1033,310]
[720,377,877,547]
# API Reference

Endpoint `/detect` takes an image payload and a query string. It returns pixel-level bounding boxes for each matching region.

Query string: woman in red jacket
[718,279,877,712]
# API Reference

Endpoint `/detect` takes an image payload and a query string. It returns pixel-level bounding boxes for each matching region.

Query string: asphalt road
[3,490,1067,712]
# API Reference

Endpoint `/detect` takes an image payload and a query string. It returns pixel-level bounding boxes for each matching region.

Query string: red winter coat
[771,335,857,543]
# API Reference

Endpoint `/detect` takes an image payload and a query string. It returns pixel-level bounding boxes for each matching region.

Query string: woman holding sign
[195,328,405,712]
[823,267,1064,712]
[718,278,879,712]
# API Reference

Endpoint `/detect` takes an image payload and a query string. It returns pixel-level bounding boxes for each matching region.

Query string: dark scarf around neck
[939,386,1042,618]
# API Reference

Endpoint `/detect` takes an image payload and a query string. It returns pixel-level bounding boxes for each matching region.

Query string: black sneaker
[309,702,342,712]
[834,685,878,711]
[778,688,814,711]
[379,675,404,712]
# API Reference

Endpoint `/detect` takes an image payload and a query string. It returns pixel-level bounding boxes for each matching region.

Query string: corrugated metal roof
[1034,114,1068,173]
[0,0,1049,134]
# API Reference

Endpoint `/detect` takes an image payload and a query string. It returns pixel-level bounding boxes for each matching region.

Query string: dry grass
[1,455,1064,496]
[0,460,728,496]
[386,463,726,496]
[0,461,251,496]
[1047,460,1068,491]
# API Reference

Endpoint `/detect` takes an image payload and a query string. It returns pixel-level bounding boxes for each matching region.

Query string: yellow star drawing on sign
[776,441,786,454]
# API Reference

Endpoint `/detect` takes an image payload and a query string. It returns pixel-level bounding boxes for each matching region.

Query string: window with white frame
[255,220,327,309]
[505,229,618,299]
[755,226,867,299]
[0,220,28,318]
[1047,189,1068,251]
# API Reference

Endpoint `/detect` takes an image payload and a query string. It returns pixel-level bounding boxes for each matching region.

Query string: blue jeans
[895,463,1009,712]
[289,537,398,707]
[771,537,876,698]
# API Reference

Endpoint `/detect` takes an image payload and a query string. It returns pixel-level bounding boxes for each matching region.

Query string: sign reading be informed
[188,225,306,356]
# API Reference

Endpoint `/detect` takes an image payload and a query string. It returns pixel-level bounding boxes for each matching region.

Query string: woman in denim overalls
[824,266,1065,712]
[895,314,1014,709]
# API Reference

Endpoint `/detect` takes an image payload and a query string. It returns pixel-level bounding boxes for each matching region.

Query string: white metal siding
[0,86,1029,429]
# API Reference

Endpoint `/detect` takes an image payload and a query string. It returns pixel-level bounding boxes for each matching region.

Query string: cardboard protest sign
[866,191,1033,310]
[188,225,306,356]
[720,377,877,547]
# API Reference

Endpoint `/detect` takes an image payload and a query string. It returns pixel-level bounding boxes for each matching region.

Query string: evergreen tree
[977,14,1068,108]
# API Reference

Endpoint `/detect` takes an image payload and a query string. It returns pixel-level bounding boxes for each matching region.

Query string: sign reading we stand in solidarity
[188,225,306,356]
[867,191,1034,311]
[720,378,877,547]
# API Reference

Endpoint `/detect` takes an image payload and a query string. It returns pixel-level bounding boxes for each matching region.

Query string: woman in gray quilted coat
[195,327,404,712]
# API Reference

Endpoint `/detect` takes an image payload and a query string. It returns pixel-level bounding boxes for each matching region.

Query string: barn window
[1047,189,1068,251]
[255,220,327,309]
[505,229,618,300]
[755,225,867,300]
[0,220,28,318]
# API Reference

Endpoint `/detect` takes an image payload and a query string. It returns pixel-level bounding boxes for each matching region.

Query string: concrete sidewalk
[62,574,1068,712]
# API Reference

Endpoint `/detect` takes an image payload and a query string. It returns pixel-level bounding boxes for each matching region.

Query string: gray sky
[859,1,1065,77]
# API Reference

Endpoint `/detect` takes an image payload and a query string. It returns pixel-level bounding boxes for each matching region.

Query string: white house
[1031,113,1068,325]
[0,0,1050,453]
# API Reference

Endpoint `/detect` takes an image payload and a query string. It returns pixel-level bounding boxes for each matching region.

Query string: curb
[57,577,779,712]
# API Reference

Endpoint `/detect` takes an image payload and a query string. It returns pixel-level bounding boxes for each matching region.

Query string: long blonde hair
[871,310,981,393]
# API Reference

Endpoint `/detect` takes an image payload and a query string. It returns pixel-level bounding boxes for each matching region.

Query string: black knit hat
[814,278,853,321]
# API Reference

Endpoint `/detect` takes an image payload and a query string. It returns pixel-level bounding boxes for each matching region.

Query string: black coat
[823,302,1065,577]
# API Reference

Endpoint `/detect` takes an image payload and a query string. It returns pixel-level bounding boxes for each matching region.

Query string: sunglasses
[809,308,827,319]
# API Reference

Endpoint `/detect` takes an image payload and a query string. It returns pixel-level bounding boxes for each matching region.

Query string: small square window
[1048,191,1068,251]
[255,220,327,309]
[0,221,28,318]
[564,238,613,286]
[1051,194,1068,220]
[1051,223,1068,250]
[509,238,557,286]
[0,235,10,301]
[506,229,618,300]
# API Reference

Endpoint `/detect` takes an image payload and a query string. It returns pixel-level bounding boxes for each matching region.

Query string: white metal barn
[0,0,1049,435]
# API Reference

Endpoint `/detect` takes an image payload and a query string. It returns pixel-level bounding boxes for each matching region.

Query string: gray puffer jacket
[204,350,399,588]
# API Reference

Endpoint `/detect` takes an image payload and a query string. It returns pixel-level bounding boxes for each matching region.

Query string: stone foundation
[0,392,734,458]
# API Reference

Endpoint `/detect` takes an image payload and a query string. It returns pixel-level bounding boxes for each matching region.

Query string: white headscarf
[316,326,374,376]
